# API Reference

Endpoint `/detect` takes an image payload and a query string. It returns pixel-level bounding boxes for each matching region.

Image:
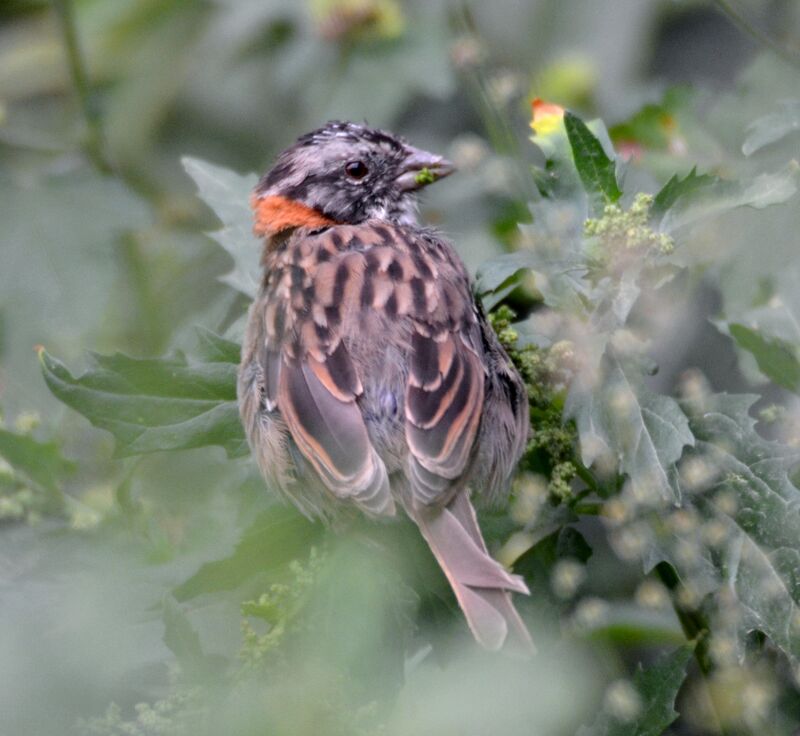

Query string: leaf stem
[712,0,800,68]
[573,502,603,516]
[51,0,111,172]
[573,461,599,493]
[655,562,712,673]
[655,562,730,735]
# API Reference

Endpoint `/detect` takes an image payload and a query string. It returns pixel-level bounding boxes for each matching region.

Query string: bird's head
[252,121,454,238]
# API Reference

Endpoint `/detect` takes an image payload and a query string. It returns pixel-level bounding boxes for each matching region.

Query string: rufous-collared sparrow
[239,121,532,651]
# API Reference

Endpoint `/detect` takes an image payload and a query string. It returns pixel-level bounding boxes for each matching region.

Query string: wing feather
[400,248,486,505]
[278,354,392,516]
[256,228,394,517]
[256,222,485,514]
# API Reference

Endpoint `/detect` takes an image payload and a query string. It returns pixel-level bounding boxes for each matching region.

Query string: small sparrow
[239,121,532,651]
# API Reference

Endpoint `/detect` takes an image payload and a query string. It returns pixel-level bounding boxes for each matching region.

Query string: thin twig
[51,0,111,172]
[712,0,800,68]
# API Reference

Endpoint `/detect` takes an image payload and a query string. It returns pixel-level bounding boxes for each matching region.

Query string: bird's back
[239,220,527,520]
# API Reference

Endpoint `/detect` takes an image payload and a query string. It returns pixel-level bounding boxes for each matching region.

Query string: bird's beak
[396,146,456,191]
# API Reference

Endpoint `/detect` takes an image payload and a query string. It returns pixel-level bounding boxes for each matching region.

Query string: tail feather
[410,492,535,653]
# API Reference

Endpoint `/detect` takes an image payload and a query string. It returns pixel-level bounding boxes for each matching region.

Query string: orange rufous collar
[251,194,336,238]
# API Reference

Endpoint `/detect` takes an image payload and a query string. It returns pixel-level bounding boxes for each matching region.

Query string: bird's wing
[258,223,485,513]
[388,229,486,508]
[353,225,533,651]
[258,227,394,517]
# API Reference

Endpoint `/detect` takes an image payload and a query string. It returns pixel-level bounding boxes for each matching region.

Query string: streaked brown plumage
[238,121,532,651]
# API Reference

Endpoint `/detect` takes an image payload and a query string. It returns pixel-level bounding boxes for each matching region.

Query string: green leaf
[578,603,685,647]
[162,596,224,678]
[640,394,800,667]
[182,157,261,298]
[687,394,800,663]
[651,167,718,220]
[193,326,241,364]
[660,163,799,233]
[0,428,74,494]
[717,293,800,386]
[515,527,591,591]
[174,505,322,601]
[609,88,691,152]
[565,352,694,505]
[474,251,538,295]
[564,111,622,212]
[578,645,693,736]
[39,331,247,459]
[728,323,800,393]
[742,100,800,156]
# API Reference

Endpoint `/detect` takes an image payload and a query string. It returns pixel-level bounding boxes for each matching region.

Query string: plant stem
[573,502,603,516]
[712,0,800,68]
[573,462,599,494]
[656,561,730,735]
[51,0,111,172]
[655,562,712,673]
[451,3,538,202]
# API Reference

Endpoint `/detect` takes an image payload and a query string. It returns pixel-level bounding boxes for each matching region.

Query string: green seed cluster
[584,193,674,262]
[0,435,51,526]
[78,690,204,736]
[239,549,324,674]
[489,305,577,500]
[0,469,42,524]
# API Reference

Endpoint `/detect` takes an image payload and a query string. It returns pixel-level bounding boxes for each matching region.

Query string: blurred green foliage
[2,1,800,735]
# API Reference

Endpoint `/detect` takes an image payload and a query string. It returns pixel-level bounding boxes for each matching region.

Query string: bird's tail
[409,491,535,653]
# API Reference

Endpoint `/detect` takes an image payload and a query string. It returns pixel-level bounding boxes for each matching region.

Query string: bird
[238,121,532,652]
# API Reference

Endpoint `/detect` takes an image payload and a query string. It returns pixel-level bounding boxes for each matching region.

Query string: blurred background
[4,0,799,414]
[2,1,800,735]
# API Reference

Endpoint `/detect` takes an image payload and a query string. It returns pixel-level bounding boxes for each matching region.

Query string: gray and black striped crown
[296,121,406,151]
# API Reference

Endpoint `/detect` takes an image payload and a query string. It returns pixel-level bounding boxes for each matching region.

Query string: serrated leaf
[174,505,322,601]
[728,323,800,393]
[689,394,800,662]
[660,163,799,233]
[643,394,800,666]
[0,428,74,494]
[182,157,261,298]
[564,111,622,212]
[193,326,241,364]
[742,100,800,156]
[578,645,692,736]
[39,331,247,459]
[566,352,694,505]
[651,166,718,220]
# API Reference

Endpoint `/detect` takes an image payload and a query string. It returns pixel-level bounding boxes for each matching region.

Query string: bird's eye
[345,160,369,180]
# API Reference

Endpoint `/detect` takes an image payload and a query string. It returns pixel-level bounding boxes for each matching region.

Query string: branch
[51,0,111,172]
[712,0,800,69]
